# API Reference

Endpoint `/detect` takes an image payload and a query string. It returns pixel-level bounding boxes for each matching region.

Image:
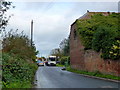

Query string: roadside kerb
[70,71,120,83]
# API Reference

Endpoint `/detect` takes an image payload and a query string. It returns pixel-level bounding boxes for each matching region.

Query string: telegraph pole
[31,20,33,46]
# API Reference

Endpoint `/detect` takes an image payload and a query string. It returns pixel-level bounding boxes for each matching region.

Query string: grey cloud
[64,2,118,19]
[15,2,55,12]
[7,2,118,57]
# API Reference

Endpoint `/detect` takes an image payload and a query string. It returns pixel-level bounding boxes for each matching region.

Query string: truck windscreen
[49,58,55,61]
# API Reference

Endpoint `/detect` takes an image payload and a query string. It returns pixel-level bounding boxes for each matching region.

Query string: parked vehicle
[37,60,44,66]
[48,56,57,66]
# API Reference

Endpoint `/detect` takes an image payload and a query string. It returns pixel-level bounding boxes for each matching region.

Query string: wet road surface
[35,66,119,88]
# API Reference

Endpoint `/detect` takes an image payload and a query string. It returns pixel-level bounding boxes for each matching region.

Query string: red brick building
[70,11,120,76]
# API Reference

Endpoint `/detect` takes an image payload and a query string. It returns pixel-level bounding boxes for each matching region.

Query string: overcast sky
[6,1,118,57]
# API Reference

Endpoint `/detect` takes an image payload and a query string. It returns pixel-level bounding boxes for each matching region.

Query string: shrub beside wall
[76,13,120,60]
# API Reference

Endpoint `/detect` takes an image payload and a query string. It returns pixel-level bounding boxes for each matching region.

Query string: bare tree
[0,0,14,33]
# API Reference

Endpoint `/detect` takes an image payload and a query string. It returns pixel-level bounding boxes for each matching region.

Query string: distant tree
[50,48,62,58]
[41,57,46,61]
[50,37,70,59]
[59,37,70,56]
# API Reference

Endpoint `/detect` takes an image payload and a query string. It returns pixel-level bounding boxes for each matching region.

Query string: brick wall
[70,20,120,76]
[84,50,120,76]
[70,22,85,70]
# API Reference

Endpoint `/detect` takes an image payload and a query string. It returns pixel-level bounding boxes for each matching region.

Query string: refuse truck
[48,56,57,66]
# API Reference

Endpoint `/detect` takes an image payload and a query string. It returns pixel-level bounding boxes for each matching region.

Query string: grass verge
[56,64,65,67]
[66,66,120,81]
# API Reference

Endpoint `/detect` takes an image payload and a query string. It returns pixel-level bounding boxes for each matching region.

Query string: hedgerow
[2,53,37,88]
[2,30,38,88]
[1,1,38,88]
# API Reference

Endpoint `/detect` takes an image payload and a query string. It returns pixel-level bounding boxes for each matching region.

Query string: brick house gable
[70,11,120,76]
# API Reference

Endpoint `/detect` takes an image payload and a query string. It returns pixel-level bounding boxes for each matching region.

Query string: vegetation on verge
[56,64,64,67]
[59,56,70,66]
[1,1,38,88]
[2,30,38,88]
[2,53,37,88]
[66,66,120,80]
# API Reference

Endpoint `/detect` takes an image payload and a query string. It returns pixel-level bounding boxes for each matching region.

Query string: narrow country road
[35,66,119,88]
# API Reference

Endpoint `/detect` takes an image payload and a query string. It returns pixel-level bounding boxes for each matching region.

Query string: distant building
[70,11,120,76]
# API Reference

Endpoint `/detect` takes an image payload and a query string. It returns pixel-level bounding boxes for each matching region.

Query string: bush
[1,1,38,88]
[60,56,70,65]
[76,13,120,60]
[2,53,37,88]
[92,26,118,59]
[2,30,38,88]
[2,30,38,61]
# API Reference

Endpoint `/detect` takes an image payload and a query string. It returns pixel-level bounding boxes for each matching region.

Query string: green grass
[3,81,32,88]
[66,66,120,81]
[56,64,65,67]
